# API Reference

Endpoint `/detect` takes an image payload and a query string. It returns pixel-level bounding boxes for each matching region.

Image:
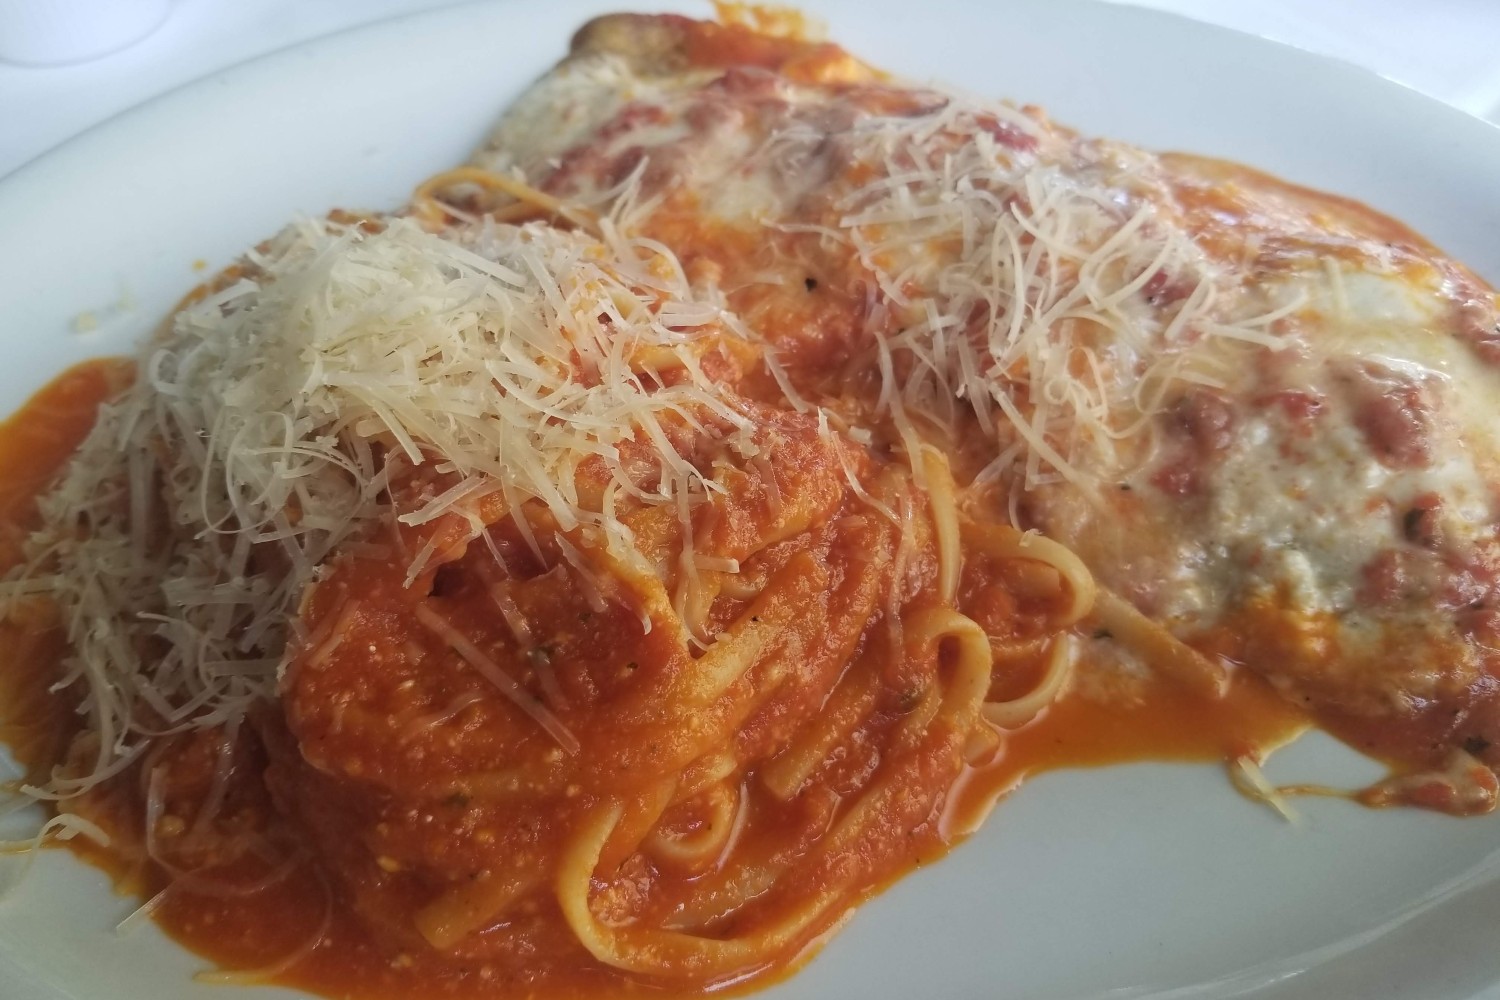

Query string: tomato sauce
[0,359,1308,1000]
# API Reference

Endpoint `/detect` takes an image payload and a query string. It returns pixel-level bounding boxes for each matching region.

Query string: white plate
[2,2,1500,998]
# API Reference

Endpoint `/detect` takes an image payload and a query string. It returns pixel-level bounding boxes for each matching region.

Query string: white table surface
[2,0,1499,180]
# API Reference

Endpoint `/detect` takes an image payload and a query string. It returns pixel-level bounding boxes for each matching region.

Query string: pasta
[0,202,1088,993]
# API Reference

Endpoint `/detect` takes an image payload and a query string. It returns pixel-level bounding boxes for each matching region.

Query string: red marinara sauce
[0,358,1308,1000]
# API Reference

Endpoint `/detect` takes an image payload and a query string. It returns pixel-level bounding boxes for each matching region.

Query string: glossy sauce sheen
[0,359,1306,1000]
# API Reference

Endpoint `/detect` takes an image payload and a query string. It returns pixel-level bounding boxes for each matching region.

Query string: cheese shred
[827,97,1294,490]
[6,216,748,797]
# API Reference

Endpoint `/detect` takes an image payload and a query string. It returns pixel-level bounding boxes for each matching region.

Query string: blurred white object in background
[0,0,170,66]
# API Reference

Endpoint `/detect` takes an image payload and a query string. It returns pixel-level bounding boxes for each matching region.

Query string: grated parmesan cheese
[7,215,752,798]
[818,97,1301,494]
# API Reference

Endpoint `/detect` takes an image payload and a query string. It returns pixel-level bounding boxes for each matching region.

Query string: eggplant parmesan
[461,11,1500,809]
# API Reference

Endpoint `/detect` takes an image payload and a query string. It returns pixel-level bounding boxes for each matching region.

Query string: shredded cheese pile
[829,97,1302,495]
[10,216,747,798]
